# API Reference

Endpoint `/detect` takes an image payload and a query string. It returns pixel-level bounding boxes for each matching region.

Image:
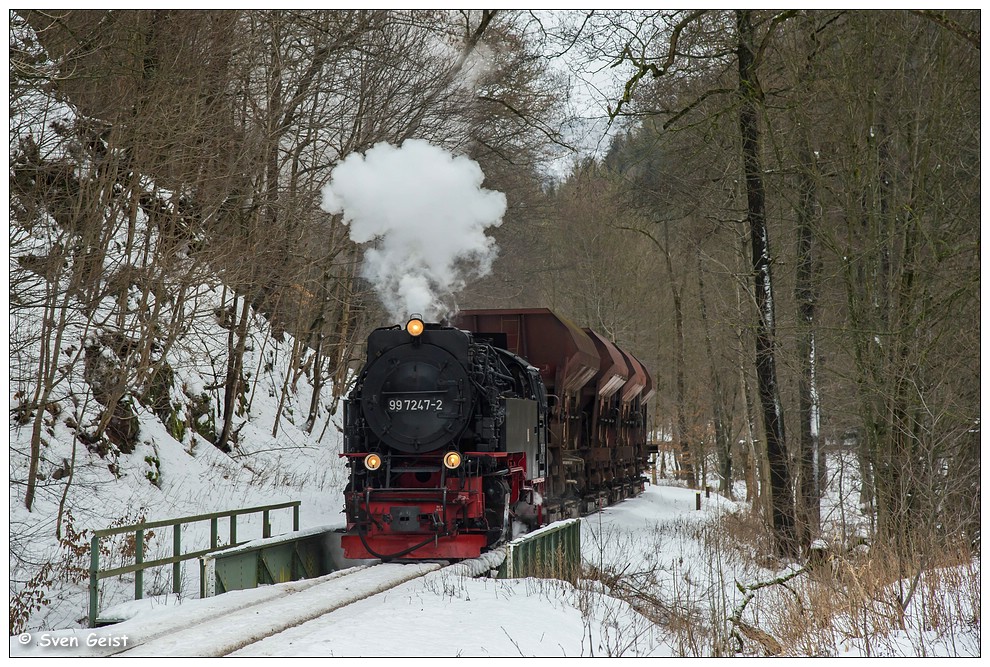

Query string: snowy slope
[8,12,353,633]
[8,271,351,631]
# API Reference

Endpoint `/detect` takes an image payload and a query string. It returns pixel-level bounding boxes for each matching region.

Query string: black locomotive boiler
[340,309,654,561]
[340,314,548,560]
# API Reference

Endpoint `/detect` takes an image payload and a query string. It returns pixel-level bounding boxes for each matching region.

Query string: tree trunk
[736,9,796,556]
[272,335,305,438]
[697,250,731,497]
[794,133,822,550]
[734,234,762,508]
[659,224,694,487]
[305,331,324,433]
[217,294,251,452]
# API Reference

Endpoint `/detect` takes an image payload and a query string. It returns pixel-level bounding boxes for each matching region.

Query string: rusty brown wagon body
[454,308,654,519]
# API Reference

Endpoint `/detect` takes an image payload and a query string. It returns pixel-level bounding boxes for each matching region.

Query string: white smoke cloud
[321,139,506,322]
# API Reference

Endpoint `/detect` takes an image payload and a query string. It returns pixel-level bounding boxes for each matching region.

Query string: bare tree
[817,11,980,555]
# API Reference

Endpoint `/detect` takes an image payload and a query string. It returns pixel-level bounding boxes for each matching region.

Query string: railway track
[82,549,508,657]
[114,562,439,657]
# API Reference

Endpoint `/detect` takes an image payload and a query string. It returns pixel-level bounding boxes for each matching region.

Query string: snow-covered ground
[10,482,978,657]
[7,484,721,658]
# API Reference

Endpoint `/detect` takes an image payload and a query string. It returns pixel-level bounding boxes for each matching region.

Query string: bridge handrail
[500,518,581,579]
[88,501,300,627]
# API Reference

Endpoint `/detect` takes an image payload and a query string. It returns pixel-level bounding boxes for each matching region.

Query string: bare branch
[910,9,980,49]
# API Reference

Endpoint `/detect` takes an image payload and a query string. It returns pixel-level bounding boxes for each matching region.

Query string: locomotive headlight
[406,315,425,337]
[443,451,462,470]
[364,453,382,471]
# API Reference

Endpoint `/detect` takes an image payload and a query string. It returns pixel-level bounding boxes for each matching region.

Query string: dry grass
[759,543,981,656]
[719,522,981,656]
[579,502,980,657]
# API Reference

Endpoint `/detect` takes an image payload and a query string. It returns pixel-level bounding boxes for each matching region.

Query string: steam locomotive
[340,308,654,561]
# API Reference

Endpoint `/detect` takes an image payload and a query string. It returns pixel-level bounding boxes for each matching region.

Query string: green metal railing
[498,518,581,580]
[202,528,333,597]
[88,501,300,627]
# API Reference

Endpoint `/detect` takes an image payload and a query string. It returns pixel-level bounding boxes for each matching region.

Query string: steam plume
[321,139,506,322]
